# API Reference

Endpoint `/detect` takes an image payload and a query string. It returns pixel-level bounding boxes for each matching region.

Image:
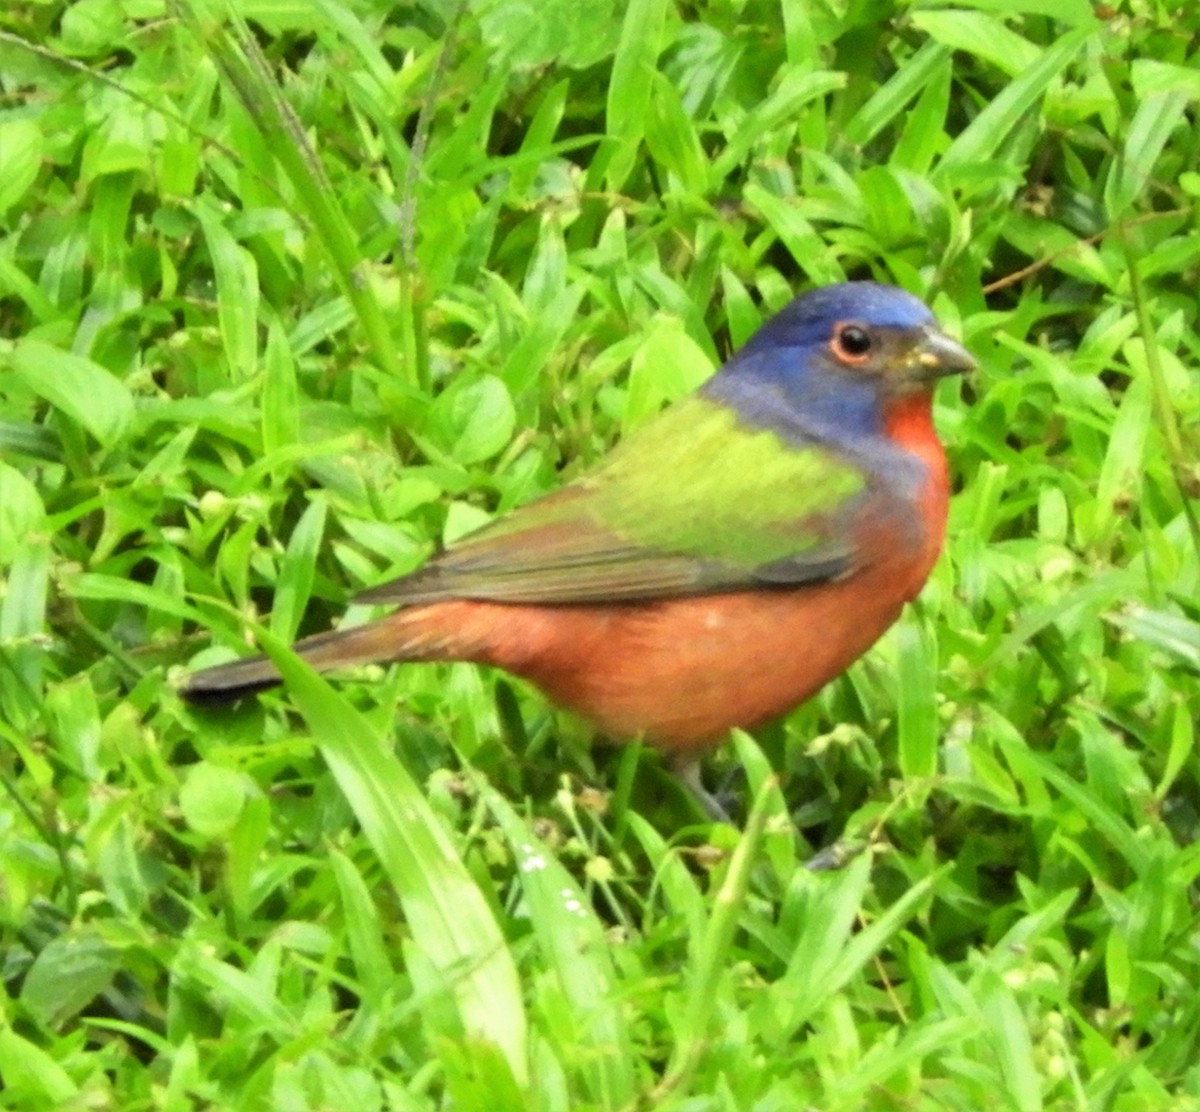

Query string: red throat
[883,392,947,483]
[882,389,951,566]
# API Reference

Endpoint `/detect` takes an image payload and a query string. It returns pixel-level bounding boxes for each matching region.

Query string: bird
[182,281,974,813]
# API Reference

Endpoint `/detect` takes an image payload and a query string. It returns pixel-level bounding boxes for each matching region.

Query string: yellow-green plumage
[358,396,869,607]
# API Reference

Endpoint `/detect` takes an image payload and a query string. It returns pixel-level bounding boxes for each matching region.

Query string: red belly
[380,542,934,751]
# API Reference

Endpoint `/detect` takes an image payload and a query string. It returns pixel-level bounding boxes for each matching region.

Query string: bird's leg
[671,757,736,825]
[803,839,865,871]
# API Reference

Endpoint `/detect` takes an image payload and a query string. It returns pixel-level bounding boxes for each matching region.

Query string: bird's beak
[914,325,977,379]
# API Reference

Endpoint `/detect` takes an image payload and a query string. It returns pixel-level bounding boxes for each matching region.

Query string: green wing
[357,397,872,607]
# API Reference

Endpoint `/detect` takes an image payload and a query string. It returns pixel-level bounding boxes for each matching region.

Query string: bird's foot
[671,758,739,825]
[803,839,868,871]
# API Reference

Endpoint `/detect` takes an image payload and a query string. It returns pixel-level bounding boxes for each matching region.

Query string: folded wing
[358,397,876,608]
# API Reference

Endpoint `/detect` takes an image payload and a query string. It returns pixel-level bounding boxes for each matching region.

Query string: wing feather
[358,398,874,607]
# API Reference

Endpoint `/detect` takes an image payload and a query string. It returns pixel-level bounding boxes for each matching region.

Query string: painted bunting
[183,281,973,804]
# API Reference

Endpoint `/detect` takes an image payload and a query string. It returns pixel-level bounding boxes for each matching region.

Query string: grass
[2,1,1199,1108]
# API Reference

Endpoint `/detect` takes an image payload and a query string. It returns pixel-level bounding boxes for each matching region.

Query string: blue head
[702,281,974,443]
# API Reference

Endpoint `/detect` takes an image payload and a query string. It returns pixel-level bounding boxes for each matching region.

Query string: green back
[358,397,871,607]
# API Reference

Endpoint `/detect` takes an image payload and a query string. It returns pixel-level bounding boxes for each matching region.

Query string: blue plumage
[703,281,939,449]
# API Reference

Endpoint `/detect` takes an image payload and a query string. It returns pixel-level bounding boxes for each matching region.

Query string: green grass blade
[744,182,844,286]
[605,0,670,190]
[1019,749,1148,874]
[5,340,133,450]
[843,42,950,149]
[1105,90,1190,219]
[935,26,1094,180]
[269,497,327,642]
[174,0,407,387]
[261,315,301,454]
[192,198,259,382]
[480,781,636,1109]
[658,778,774,1093]
[328,848,397,998]
[710,70,845,182]
[263,634,529,1084]
[897,620,938,784]
[773,858,943,1039]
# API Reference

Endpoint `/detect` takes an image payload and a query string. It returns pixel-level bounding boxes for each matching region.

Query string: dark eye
[835,324,872,358]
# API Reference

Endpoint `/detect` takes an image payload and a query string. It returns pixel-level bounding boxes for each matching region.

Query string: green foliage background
[1,0,1199,1108]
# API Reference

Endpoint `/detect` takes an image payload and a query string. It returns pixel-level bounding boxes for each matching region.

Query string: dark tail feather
[179,653,286,705]
[179,616,440,706]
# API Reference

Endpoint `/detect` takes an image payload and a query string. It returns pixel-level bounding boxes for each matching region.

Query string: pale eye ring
[833,323,872,360]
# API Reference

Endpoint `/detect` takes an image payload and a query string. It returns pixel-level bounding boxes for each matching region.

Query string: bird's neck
[701,370,881,444]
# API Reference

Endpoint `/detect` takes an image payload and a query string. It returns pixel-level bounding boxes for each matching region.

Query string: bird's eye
[832,324,873,362]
